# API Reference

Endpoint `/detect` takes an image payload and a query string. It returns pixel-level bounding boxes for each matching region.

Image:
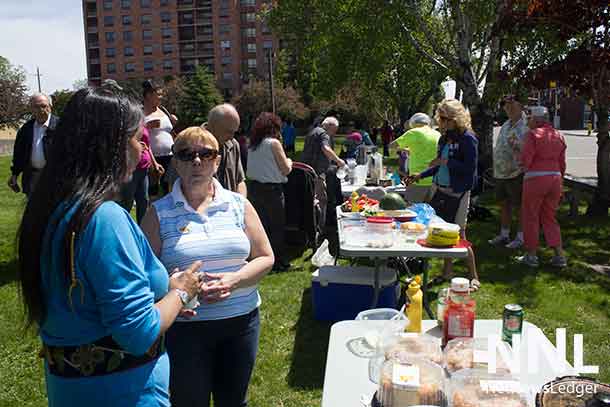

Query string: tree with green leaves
[268,0,448,128]
[50,89,73,118]
[0,56,29,129]
[511,0,609,214]
[178,65,223,127]
[232,80,308,130]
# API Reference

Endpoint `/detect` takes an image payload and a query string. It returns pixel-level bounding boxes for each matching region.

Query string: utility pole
[36,67,42,92]
[267,48,276,115]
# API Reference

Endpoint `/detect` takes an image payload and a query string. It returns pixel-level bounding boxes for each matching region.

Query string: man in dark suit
[7,93,58,197]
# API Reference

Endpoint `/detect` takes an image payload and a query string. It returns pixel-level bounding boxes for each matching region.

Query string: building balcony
[196,34,213,42]
[88,41,100,48]
[87,10,97,17]
[87,26,98,33]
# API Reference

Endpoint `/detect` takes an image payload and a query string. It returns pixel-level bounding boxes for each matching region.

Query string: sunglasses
[174,147,219,162]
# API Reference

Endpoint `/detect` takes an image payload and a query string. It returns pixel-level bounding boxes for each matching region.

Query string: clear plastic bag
[311,239,335,267]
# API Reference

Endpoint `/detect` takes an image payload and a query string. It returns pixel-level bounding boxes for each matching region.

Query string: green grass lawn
[1,141,609,406]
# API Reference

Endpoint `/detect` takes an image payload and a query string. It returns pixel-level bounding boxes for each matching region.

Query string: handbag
[429,188,465,223]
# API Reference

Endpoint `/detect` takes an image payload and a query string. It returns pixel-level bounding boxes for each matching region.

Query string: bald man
[203,103,247,197]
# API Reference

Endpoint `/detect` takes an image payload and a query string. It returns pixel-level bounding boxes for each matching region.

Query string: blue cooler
[311,266,399,321]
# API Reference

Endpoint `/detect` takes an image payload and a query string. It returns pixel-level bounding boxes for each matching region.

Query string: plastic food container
[443,337,512,374]
[356,308,408,321]
[448,369,529,407]
[383,333,443,366]
[367,217,395,233]
[377,358,447,407]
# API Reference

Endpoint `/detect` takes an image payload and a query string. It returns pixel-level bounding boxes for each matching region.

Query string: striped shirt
[153,178,260,321]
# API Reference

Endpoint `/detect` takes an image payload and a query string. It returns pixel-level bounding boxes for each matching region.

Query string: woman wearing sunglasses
[17,88,201,407]
[406,99,480,288]
[246,112,293,272]
[141,126,274,407]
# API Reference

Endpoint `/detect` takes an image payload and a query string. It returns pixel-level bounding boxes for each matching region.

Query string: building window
[125,62,136,72]
[221,56,232,65]
[141,14,152,25]
[247,58,257,68]
[142,29,153,40]
[220,40,231,49]
[241,12,256,23]
[163,60,173,70]
[242,28,256,38]
[124,47,135,56]
[141,0,151,7]
[121,0,131,8]
[262,23,271,34]
[143,45,153,55]
[160,0,170,5]
[122,15,132,25]
[103,0,113,10]
[105,32,116,42]
[106,47,116,57]
[123,31,133,41]
[162,44,173,54]
[104,16,114,27]
[223,72,233,80]
[263,40,273,49]
[160,11,171,23]
[240,0,255,5]
[247,43,256,53]
[107,63,116,73]
[162,28,172,38]
[143,61,154,72]
[219,24,231,34]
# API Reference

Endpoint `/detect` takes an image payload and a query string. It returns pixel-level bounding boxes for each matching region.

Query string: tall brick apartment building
[82,0,278,98]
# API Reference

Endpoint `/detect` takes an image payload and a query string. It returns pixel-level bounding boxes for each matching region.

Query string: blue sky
[0,0,87,94]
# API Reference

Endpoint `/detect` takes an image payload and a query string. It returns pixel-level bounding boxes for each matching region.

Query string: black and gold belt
[40,334,165,378]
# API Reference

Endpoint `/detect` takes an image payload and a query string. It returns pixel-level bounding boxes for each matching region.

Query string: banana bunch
[426,223,460,247]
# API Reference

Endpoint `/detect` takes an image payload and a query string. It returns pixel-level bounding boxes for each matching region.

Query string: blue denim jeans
[165,308,260,407]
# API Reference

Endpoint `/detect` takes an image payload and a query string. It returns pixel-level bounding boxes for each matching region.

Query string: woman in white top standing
[143,80,177,196]
[246,112,293,272]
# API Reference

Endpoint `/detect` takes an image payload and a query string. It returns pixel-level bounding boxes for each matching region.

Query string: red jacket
[520,123,567,176]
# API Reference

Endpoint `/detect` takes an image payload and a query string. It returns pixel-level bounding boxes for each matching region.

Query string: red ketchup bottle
[442,277,476,347]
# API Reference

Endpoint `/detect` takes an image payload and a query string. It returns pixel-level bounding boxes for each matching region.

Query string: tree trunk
[458,78,495,173]
[588,104,610,216]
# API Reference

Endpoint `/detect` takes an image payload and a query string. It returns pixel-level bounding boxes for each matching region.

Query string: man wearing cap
[517,106,567,268]
[391,113,441,202]
[489,95,529,249]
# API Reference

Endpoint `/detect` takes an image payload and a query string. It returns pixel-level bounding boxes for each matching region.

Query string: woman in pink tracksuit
[518,106,567,268]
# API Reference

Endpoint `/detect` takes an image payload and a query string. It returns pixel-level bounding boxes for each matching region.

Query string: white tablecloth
[321,320,575,407]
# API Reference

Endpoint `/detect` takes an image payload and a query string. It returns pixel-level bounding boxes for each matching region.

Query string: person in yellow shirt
[390,113,441,202]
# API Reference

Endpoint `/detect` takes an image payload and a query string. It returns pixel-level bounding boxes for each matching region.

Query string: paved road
[493,127,597,178]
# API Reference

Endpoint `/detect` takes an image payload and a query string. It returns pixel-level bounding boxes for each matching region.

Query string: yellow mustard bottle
[351,191,360,212]
[405,275,423,333]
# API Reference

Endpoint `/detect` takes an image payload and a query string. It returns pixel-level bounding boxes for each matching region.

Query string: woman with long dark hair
[18,87,201,407]
[246,112,293,271]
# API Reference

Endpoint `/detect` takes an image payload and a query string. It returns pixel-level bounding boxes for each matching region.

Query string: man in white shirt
[8,93,59,197]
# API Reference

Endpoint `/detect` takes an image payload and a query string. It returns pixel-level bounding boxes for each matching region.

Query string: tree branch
[395,17,449,71]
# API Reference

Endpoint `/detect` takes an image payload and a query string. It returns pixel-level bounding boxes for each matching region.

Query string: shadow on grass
[287,287,332,390]
[0,258,17,287]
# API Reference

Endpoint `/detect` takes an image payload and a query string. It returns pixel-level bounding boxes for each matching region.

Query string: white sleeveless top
[147,111,174,157]
[247,138,288,184]
[153,179,260,321]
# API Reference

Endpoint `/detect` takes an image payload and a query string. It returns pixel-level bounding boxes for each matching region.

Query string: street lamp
[267,47,276,115]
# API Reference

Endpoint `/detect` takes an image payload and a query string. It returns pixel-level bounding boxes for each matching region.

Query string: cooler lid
[312,266,397,287]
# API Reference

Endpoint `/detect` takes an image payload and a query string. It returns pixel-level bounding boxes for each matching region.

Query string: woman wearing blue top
[17,88,201,407]
[406,99,480,288]
[141,126,274,407]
